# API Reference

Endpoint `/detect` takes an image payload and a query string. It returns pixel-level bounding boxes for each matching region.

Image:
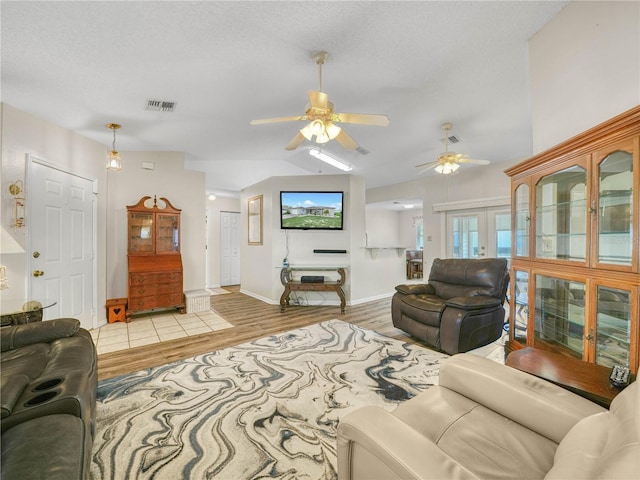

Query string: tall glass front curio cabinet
[505,106,640,374]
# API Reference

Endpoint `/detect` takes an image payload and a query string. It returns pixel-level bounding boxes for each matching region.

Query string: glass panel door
[514,184,530,257]
[535,165,587,261]
[128,213,154,253]
[534,274,585,359]
[513,270,529,345]
[596,150,633,266]
[449,214,479,258]
[156,213,180,253]
[595,286,631,368]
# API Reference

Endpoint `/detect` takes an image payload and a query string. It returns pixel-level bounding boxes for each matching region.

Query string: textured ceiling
[1,1,567,197]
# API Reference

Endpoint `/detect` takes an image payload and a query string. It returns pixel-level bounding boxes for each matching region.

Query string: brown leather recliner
[392,257,509,354]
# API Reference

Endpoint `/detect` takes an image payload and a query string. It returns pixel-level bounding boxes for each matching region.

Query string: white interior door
[28,159,95,329]
[446,207,511,259]
[220,211,240,286]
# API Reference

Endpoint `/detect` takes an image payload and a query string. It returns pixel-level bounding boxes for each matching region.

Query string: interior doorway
[27,156,97,329]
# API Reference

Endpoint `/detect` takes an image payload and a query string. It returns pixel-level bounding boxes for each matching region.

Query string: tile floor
[89,309,234,355]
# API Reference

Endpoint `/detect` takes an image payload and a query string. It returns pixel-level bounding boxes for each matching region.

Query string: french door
[446,207,511,259]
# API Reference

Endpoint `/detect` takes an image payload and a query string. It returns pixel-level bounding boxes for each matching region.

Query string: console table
[506,347,628,408]
[279,266,347,313]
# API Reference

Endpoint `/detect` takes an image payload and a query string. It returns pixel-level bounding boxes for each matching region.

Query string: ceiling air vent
[446,135,460,144]
[145,99,177,112]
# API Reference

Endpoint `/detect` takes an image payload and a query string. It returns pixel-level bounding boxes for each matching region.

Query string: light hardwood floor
[97,286,505,380]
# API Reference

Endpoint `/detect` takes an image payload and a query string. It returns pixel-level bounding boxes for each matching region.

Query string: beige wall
[530,1,640,152]
[0,103,107,327]
[105,151,206,299]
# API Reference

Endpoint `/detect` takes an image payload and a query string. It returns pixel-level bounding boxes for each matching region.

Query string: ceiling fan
[415,123,490,175]
[250,51,389,151]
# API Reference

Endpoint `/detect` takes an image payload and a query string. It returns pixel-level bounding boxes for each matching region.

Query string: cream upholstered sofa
[337,354,638,480]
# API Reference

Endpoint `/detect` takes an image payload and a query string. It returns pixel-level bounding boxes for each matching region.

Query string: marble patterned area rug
[90,319,448,480]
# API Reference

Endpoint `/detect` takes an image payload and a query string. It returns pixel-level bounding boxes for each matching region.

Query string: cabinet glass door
[534,275,585,358]
[514,184,529,257]
[156,213,180,253]
[596,150,633,266]
[536,166,587,261]
[512,270,529,345]
[595,285,631,368]
[129,213,154,253]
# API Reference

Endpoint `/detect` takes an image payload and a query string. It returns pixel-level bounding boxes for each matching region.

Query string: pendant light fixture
[106,123,122,171]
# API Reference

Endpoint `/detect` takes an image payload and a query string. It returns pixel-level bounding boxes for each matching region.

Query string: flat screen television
[280,191,344,230]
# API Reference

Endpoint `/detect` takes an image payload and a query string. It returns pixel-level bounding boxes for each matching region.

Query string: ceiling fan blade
[284,132,306,151]
[334,129,359,150]
[457,158,491,165]
[415,160,439,169]
[308,90,329,109]
[250,115,304,125]
[416,162,439,175]
[335,112,389,126]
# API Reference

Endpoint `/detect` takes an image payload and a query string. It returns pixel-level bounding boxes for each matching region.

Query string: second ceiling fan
[250,51,389,151]
[416,123,490,175]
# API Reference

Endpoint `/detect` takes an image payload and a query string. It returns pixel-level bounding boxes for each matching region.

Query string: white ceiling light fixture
[106,123,122,171]
[309,148,352,172]
[435,161,460,175]
[208,193,217,201]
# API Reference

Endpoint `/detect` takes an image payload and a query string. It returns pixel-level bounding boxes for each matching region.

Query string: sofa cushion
[393,386,557,479]
[1,414,89,480]
[428,258,508,299]
[0,375,29,418]
[395,284,433,295]
[1,318,80,352]
[445,295,502,310]
[545,381,639,479]
[0,343,51,379]
[400,294,446,327]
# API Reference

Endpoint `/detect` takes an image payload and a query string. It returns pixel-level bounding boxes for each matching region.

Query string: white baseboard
[240,289,278,305]
[349,291,395,305]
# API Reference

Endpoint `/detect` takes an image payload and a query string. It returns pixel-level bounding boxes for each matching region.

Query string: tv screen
[280,191,344,230]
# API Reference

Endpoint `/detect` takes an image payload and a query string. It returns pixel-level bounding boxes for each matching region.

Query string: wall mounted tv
[280,191,344,230]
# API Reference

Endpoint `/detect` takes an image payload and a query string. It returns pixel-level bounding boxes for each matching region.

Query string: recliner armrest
[439,354,606,443]
[445,296,501,310]
[395,284,434,295]
[337,406,480,480]
[1,318,81,352]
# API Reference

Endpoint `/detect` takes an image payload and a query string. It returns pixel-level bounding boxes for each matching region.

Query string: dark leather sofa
[392,257,509,354]
[1,318,97,479]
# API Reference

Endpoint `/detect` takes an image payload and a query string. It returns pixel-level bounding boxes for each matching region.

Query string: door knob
[33,270,44,277]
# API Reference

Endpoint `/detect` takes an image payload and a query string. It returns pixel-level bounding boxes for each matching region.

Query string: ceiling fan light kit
[415,122,490,175]
[250,51,389,153]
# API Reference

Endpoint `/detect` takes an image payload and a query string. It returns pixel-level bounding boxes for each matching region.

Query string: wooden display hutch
[126,196,185,319]
[505,106,640,375]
